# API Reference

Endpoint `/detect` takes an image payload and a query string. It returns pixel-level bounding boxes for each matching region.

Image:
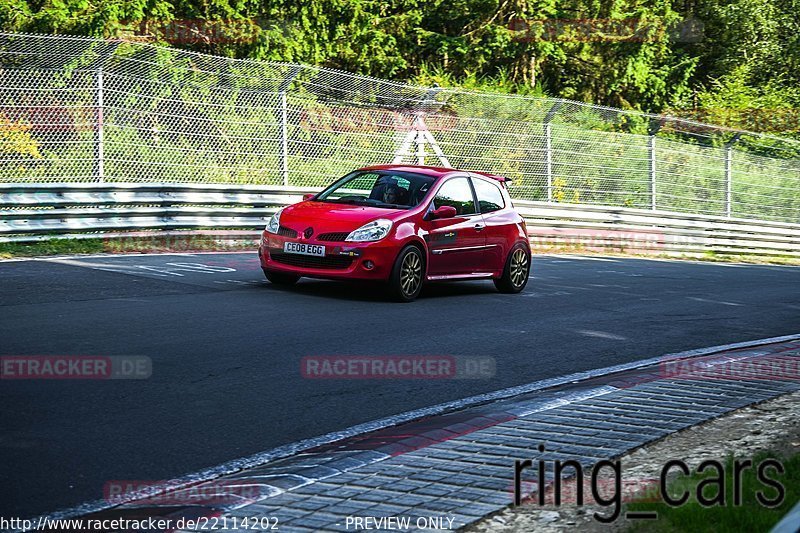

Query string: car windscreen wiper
[372,202,410,209]
[322,198,409,209]
[323,197,369,205]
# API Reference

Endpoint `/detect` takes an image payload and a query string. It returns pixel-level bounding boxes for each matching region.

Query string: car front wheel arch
[392,237,427,268]
[387,243,427,302]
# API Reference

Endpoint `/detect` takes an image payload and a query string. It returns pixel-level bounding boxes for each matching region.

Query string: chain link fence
[1,32,799,223]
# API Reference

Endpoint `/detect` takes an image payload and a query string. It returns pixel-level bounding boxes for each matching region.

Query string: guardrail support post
[725,133,741,218]
[544,100,563,203]
[94,68,104,183]
[278,66,301,187]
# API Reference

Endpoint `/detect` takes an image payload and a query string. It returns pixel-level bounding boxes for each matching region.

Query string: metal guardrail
[0,183,307,236]
[2,183,799,257]
[515,200,800,256]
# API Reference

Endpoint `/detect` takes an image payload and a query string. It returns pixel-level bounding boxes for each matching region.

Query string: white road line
[560,255,621,262]
[577,329,628,340]
[688,296,745,307]
[0,251,249,263]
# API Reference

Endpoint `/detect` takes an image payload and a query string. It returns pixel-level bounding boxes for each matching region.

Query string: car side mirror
[302,193,315,201]
[430,205,457,220]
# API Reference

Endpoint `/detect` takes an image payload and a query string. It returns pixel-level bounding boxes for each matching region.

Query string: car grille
[317,232,349,242]
[277,226,298,238]
[269,251,354,270]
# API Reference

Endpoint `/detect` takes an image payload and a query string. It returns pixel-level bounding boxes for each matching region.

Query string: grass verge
[1,238,799,266]
[0,238,106,259]
[627,451,800,532]
[531,245,800,266]
[0,234,257,259]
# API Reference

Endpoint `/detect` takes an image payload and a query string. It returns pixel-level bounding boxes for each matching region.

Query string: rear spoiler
[469,171,513,186]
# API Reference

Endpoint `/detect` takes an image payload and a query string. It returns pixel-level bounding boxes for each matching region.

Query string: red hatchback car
[258,165,531,301]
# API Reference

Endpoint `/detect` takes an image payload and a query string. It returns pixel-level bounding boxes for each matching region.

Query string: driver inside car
[382,185,408,206]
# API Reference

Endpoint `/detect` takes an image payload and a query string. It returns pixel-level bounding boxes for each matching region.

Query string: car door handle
[474,223,485,231]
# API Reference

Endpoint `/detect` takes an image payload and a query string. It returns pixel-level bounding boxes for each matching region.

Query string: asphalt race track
[1,252,799,519]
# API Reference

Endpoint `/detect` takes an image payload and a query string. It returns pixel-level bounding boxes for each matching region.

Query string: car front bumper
[258,231,398,281]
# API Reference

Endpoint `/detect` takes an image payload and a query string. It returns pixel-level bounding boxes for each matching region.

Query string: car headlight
[265,208,283,234]
[345,219,393,242]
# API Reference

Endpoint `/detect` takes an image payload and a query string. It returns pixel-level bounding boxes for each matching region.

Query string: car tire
[388,245,425,302]
[494,243,530,294]
[263,268,300,285]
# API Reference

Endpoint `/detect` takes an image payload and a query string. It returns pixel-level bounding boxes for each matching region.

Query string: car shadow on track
[258,279,498,302]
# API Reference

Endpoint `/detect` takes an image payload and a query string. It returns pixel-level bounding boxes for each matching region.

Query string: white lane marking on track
[48,252,241,260]
[520,289,573,297]
[41,258,239,278]
[687,296,744,307]
[44,258,124,269]
[596,269,644,277]
[164,262,236,273]
[136,265,184,276]
[561,256,621,262]
[42,258,162,276]
[577,329,628,340]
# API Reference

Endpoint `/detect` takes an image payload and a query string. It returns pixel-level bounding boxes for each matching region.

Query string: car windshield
[315,170,436,209]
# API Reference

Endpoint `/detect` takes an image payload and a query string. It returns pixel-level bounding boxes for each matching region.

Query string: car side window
[472,178,505,213]
[433,177,476,215]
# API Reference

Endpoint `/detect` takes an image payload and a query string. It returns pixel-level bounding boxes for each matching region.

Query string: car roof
[359,164,511,182]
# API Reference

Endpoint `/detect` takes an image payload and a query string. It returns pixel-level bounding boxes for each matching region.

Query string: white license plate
[283,242,325,257]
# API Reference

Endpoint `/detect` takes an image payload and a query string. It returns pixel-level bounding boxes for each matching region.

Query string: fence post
[649,135,656,210]
[94,67,104,183]
[544,123,552,202]
[91,40,121,183]
[280,91,289,186]
[725,133,741,218]
[647,119,663,211]
[416,85,441,166]
[543,100,563,203]
[416,129,426,166]
[278,66,301,187]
